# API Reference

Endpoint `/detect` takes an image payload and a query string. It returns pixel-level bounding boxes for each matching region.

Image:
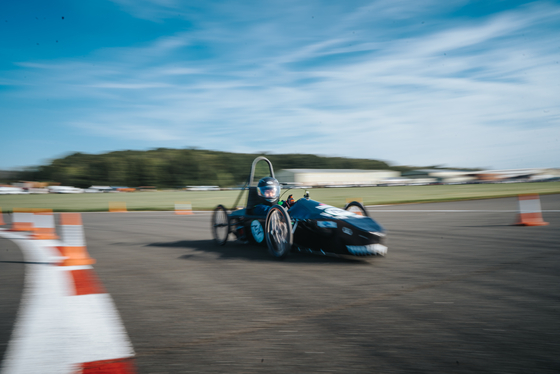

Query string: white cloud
[71,120,186,142]
[3,0,560,169]
[109,0,184,21]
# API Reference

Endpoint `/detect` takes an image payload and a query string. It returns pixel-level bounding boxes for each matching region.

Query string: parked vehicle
[85,186,115,193]
[0,186,26,195]
[47,186,84,194]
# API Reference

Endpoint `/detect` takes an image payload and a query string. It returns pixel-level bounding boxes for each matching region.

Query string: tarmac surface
[1,195,560,373]
[0,239,24,366]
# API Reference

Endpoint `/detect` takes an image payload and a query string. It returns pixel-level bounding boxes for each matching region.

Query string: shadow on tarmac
[461,224,516,228]
[146,239,372,264]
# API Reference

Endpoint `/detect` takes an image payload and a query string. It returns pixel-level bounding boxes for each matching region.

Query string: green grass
[0,182,559,213]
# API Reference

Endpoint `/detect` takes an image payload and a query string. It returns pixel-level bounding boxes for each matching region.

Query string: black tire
[211,205,230,245]
[344,201,369,217]
[265,205,293,259]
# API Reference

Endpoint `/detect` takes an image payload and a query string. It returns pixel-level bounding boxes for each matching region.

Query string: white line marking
[0,239,74,373]
[64,293,135,362]
[366,210,560,212]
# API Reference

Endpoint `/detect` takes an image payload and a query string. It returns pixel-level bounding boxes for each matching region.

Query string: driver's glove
[284,194,295,208]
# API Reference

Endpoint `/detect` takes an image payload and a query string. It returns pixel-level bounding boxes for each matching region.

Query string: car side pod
[514,194,549,226]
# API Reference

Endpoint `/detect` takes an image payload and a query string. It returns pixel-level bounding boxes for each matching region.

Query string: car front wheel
[265,205,293,259]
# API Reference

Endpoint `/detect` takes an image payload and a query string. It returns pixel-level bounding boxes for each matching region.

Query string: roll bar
[248,156,275,186]
[231,156,275,210]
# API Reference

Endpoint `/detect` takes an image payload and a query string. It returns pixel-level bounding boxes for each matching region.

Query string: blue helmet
[257,177,280,203]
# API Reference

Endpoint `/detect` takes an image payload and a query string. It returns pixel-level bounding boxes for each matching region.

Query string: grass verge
[0,182,559,213]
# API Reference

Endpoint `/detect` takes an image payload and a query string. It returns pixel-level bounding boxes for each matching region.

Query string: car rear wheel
[344,201,369,217]
[212,205,230,245]
[265,205,293,259]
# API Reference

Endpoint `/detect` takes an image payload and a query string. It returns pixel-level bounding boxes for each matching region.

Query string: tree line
[12,148,403,188]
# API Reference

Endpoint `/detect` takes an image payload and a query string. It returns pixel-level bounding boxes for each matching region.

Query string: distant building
[275,169,400,187]
[403,168,560,184]
[402,169,475,184]
[467,168,560,182]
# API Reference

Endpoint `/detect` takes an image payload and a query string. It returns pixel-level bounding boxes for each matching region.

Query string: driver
[253,177,296,215]
[253,177,281,215]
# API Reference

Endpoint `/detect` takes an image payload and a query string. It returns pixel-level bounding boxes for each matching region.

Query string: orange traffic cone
[345,198,363,204]
[514,194,549,226]
[0,207,4,226]
[32,209,59,240]
[1,217,135,373]
[58,213,96,266]
[11,208,34,231]
[175,201,193,215]
[58,227,136,373]
[61,265,136,374]
[109,202,127,212]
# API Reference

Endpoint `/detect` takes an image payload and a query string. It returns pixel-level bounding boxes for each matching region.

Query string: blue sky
[1,0,559,170]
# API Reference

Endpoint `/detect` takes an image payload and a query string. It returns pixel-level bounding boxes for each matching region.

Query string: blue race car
[211,157,387,259]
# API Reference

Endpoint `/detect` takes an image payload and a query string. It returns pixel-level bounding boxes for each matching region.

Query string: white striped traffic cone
[514,194,549,226]
[32,209,59,240]
[11,208,34,232]
[175,201,193,215]
[58,213,95,266]
[1,213,135,374]
[57,212,135,372]
[57,264,136,373]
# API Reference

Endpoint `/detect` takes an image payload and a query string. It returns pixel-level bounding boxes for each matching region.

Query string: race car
[211,157,387,259]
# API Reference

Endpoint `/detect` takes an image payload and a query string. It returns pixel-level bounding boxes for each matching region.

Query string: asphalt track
[0,239,24,366]
[1,195,560,373]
